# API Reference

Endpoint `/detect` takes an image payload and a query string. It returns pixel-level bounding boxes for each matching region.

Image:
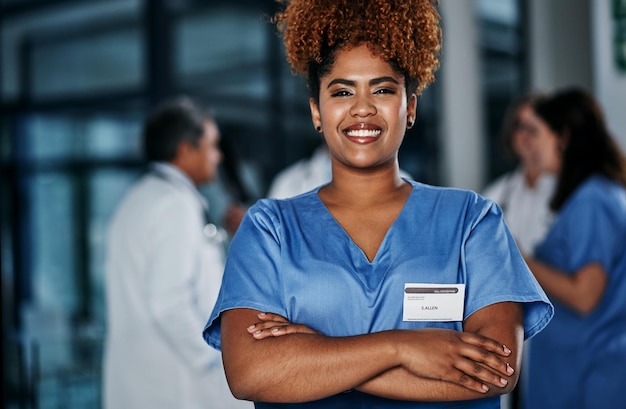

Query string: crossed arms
[220,301,523,403]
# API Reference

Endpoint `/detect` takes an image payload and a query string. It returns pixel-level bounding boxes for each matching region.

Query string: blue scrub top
[524,175,626,409]
[205,180,553,408]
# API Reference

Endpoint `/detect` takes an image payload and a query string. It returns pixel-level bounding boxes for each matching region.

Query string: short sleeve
[203,200,286,350]
[463,199,553,340]
[559,188,620,274]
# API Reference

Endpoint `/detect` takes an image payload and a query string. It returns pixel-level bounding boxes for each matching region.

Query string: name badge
[403,283,465,322]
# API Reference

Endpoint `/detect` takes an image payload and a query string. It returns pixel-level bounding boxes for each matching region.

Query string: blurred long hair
[533,87,626,211]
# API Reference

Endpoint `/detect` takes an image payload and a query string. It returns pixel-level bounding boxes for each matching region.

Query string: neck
[523,167,541,188]
[321,163,408,207]
[169,159,199,187]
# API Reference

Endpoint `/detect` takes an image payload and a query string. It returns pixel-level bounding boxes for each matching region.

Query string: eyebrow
[326,76,401,88]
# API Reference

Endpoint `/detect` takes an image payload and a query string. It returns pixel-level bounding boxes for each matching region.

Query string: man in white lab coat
[103,97,251,409]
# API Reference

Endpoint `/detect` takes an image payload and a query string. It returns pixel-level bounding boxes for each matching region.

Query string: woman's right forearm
[221,309,401,402]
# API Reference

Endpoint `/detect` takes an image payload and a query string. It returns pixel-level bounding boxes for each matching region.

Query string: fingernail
[247,325,255,331]
[481,384,489,393]
[506,363,514,374]
[503,345,511,354]
[271,327,280,333]
[500,378,508,386]
[258,312,266,318]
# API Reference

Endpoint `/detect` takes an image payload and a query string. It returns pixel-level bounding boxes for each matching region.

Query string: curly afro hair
[273,0,441,101]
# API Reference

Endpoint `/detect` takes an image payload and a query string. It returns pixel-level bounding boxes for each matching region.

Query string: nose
[349,93,377,117]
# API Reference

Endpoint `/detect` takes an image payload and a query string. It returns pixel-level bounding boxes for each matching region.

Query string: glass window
[26,114,142,160]
[29,172,77,313]
[477,0,526,180]
[31,27,143,99]
[478,0,519,25]
[174,7,269,98]
[1,0,142,101]
[84,115,142,159]
[27,116,77,160]
[1,117,11,161]
[0,148,14,327]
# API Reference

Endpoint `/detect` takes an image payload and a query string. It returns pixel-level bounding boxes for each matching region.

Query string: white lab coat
[103,164,251,409]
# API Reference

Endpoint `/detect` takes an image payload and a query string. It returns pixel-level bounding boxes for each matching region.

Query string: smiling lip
[343,124,382,144]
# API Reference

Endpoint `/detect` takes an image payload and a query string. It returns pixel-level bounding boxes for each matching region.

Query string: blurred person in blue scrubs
[522,87,626,409]
[202,1,553,408]
[103,96,251,409]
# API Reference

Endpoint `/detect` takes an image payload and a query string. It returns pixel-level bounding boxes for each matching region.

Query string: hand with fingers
[246,312,321,339]
[394,328,514,393]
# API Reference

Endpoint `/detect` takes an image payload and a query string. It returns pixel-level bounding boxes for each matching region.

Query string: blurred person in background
[266,142,332,199]
[522,87,626,409]
[103,96,251,409]
[482,92,555,256]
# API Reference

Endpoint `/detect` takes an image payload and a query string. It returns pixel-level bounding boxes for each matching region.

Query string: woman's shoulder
[570,175,626,206]
[408,179,490,206]
[406,180,499,228]
[248,190,321,218]
[553,176,626,231]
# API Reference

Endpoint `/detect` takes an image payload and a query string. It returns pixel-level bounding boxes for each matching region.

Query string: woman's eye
[374,88,396,95]
[331,90,352,97]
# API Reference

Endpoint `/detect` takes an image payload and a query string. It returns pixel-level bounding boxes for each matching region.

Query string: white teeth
[346,129,381,137]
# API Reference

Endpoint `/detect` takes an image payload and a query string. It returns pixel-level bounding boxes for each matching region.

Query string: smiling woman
[202,1,554,408]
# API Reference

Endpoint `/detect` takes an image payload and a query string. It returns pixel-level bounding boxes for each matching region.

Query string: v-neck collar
[313,180,415,265]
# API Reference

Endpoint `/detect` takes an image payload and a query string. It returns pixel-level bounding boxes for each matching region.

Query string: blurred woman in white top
[483,92,555,255]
